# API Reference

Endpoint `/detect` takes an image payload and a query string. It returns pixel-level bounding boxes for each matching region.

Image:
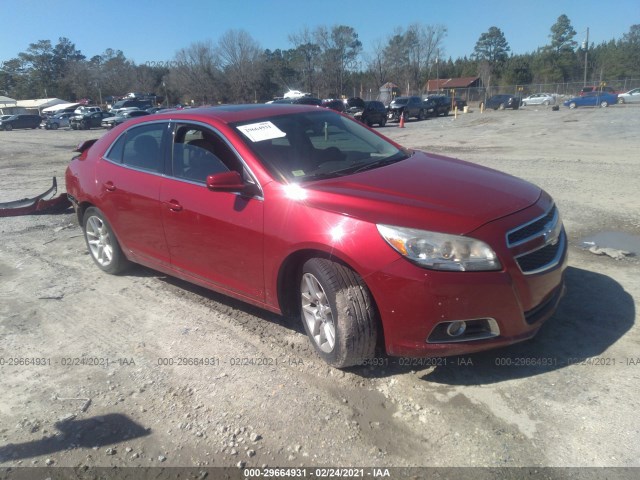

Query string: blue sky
[0,0,637,64]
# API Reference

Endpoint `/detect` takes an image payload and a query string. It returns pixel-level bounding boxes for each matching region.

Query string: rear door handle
[104,181,116,192]
[164,199,183,212]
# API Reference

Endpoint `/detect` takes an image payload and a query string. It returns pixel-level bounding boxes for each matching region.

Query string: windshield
[233,110,408,182]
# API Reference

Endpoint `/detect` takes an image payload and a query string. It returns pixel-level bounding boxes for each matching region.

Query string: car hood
[301,151,541,235]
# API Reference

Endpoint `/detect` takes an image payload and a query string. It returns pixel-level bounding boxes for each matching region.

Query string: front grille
[515,230,566,274]
[507,204,566,274]
[507,206,557,246]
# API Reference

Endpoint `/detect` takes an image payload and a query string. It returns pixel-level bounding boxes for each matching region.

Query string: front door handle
[165,199,183,212]
[104,181,116,192]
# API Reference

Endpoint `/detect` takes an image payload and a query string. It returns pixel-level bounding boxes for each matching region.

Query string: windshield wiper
[349,154,409,174]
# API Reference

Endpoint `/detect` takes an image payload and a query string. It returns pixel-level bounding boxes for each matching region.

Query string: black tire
[417,109,425,120]
[51,123,59,130]
[5,124,12,131]
[498,103,505,110]
[617,98,625,104]
[300,258,378,368]
[569,102,577,109]
[600,101,609,108]
[379,118,386,127]
[83,207,130,275]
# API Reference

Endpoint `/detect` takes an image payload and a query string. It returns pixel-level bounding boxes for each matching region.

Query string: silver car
[43,112,74,130]
[521,93,556,106]
[617,88,640,104]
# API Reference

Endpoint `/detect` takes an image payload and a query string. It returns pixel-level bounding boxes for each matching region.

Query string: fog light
[446,321,467,337]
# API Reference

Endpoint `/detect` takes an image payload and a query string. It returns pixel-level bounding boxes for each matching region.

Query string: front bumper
[367,200,568,358]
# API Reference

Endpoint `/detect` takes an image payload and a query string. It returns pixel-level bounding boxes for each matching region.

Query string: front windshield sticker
[237,121,286,142]
[292,170,305,177]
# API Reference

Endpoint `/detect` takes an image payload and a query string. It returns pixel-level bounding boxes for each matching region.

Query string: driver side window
[171,125,240,183]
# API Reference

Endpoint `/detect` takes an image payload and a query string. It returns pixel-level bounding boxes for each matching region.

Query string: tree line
[1,16,638,105]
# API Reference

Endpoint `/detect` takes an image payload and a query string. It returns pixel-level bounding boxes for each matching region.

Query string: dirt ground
[1,104,639,477]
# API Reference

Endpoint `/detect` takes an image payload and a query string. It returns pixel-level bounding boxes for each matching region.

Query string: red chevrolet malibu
[65,104,567,368]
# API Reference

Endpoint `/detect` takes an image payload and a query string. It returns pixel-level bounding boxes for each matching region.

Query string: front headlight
[377,224,502,271]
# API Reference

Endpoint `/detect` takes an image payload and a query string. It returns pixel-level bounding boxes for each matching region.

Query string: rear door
[94,121,171,266]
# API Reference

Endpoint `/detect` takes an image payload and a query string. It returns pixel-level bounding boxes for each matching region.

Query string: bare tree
[169,40,222,105]
[217,30,263,103]
[365,40,389,87]
[380,24,446,95]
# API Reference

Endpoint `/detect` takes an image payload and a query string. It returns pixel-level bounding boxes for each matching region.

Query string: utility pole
[583,27,589,86]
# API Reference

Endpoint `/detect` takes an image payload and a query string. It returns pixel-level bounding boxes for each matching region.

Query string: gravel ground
[0,104,639,477]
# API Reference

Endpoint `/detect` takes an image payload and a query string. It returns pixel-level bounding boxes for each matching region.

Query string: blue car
[563,91,618,109]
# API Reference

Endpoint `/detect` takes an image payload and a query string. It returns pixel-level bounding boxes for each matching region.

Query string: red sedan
[65,104,567,368]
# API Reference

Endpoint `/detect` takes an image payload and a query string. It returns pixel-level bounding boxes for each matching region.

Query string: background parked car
[425,95,451,116]
[563,91,618,108]
[74,106,102,115]
[579,85,618,96]
[447,96,467,110]
[70,111,114,130]
[101,109,150,128]
[485,94,521,110]
[109,99,153,115]
[521,93,556,106]
[273,96,323,106]
[387,96,425,121]
[349,100,387,127]
[0,114,42,131]
[43,112,74,130]
[321,99,345,112]
[617,87,640,104]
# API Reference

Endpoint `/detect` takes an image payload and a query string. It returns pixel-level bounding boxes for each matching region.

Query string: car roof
[151,104,323,124]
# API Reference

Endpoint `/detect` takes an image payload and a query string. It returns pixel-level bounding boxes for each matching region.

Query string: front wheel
[569,102,577,109]
[5,124,12,131]
[617,97,625,104]
[600,101,609,108]
[379,118,386,127]
[300,258,378,368]
[543,100,550,106]
[83,207,130,275]
[417,109,425,120]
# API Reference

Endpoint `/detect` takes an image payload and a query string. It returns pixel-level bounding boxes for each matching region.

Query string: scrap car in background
[43,112,74,130]
[70,111,114,130]
[521,93,556,106]
[485,94,521,110]
[346,99,387,127]
[563,91,618,108]
[101,109,150,129]
[66,104,567,368]
[617,87,640,104]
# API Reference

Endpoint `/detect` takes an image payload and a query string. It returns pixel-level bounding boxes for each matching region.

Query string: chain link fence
[421,79,640,105]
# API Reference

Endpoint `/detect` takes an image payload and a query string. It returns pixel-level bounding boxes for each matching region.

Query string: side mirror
[206,171,246,192]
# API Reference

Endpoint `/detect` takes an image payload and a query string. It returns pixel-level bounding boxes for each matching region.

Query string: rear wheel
[5,124,12,131]
[600,101,609,108]
[300,258,378,368]
[543,100,550,106]
[51,123,59,130]
[417,109,425,120]
[498,103,506,110]
[83,207,130,275]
